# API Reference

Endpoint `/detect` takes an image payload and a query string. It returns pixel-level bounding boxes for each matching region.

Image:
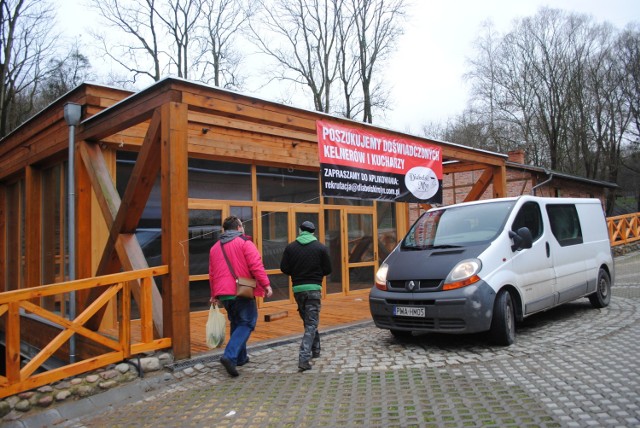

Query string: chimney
[508,150,525,164]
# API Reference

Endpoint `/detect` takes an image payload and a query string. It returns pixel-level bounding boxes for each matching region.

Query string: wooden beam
[78,86,181,142]
[182,90,317,133]
[188,110,317,143]
[113,109,162,235]
[443,161,485,174]
[441,146,506,167]
[463,168,494,202]
[264,311,288,322]
[160,101,190,359]
[78,140,163,336]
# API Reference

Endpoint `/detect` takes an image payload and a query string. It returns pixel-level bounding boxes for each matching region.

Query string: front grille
[388,279,443,291]
[373,315,466,331]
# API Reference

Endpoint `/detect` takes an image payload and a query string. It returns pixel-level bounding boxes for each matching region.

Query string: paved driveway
[29,252,640,427]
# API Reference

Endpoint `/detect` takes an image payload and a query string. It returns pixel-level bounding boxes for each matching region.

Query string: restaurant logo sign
[316,120,442,203]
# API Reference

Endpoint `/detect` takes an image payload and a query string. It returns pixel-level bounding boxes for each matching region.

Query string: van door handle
[546,242,550,258]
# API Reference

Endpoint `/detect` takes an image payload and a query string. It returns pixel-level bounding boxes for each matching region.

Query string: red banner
[317,120,443,203]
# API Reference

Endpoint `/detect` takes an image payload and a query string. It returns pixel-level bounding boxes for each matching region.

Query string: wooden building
[1,78,512,367]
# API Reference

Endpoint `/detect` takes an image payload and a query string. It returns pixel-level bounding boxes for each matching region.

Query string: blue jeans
[222,297,257,365]
[294,290,321,363]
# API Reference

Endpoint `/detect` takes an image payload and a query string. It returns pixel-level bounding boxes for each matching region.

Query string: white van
[369,196,614,345]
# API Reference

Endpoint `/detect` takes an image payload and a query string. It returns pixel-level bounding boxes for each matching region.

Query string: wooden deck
[190,290,372,355]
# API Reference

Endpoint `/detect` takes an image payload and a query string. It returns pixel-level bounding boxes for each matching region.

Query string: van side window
[546,204,583,246]
[512,202,543,241]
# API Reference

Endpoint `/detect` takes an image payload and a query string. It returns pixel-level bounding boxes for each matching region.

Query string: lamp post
[64,102,81,364]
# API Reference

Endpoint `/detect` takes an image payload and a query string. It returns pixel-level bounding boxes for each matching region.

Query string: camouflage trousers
[294,290,322,363]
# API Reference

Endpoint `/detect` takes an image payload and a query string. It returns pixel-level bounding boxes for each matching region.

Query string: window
[42,164,66,285]
[257,166,319,203]
[403,201,515,249]
[512,202,543,241]
[5,179,25,290]
[116,151,162,266]
[546,204,583,246]
[189,159,251,200]
[188,209,221,276]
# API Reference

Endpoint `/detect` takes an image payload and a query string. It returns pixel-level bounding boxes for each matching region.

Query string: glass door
[324,209,343,294]
[259,207,289,303]
[346,213,376,292]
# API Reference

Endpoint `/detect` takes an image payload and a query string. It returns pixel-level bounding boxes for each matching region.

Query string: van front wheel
[489,291,515,346]
[588,269,611,308]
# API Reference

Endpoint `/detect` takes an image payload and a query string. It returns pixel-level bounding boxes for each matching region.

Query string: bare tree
[156,0,203,79]
[249,0,405,123]
[88,0,163,84]
[36,40,93,108]
[466,8,626,172]
[335,3,361,118]
[462,7,640,213]
[467,21,542,161]
[619,24,640,143]
[195,0,253,89]
[249,0,342,113]
[0,0,58,136]
[347,0,405,123]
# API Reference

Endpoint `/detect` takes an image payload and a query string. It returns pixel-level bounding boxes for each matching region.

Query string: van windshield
[402,201,515,249]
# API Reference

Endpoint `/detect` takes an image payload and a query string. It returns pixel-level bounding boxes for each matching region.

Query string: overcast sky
[59,0,638,134]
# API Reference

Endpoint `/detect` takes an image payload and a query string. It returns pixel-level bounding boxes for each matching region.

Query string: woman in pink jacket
[209,216,272,377]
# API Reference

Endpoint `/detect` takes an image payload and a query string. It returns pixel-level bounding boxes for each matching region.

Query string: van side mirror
[509,227,533,251]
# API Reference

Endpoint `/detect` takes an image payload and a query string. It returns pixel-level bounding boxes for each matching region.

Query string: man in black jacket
[280,221,332,371]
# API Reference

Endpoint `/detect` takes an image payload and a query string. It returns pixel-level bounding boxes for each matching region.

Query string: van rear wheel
[588,268,611,308]
[489,291,515,346]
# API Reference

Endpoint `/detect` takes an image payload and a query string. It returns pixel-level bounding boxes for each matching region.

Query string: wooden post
[6,302,21,383]
[493,165,507,198]
[76,139,92,310]
[0,185,4,292]
[160,101,190,360]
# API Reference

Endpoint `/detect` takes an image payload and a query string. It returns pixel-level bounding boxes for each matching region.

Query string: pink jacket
[209,235,270,298]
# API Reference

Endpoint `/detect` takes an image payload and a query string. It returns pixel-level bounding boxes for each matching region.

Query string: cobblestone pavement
[23,253,640,427]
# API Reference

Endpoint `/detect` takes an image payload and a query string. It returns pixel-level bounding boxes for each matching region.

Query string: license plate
[394,306,425,317]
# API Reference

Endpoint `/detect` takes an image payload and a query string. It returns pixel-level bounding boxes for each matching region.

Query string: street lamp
[64,102,81,363]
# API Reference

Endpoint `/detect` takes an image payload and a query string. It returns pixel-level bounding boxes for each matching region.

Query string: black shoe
[220,357,239,377]
[312,351,320,359]
[298,361,312,372]
[237,357,250,366]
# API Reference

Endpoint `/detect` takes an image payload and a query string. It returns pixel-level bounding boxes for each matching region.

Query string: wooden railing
[607,212,640,247]
[0,266,170,399]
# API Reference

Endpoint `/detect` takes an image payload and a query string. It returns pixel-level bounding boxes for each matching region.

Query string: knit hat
[300,221,316,233]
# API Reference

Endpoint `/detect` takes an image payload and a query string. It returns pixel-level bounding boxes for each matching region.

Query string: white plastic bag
[206,304,226,349]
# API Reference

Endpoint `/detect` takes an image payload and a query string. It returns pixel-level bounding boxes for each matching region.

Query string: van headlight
[443,258,482,290]
[375,263,389,291]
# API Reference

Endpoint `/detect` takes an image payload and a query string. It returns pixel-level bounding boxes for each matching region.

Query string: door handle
[546,242,550,258]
